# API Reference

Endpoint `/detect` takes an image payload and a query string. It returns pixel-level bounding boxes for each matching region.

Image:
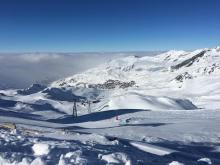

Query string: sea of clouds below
[0,51,161,89]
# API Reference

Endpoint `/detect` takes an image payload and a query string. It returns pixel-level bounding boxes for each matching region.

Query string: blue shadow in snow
[0,108,42,120]
[0,98,65,114]
[48,109,144,124]
[0,98,17,107]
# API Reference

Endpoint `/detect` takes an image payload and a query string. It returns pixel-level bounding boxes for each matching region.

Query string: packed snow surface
[32,143,50,156]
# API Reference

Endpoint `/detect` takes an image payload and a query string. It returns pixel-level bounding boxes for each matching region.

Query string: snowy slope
[50,45,220,109]
[51,46,220,90]
[108,92,196,110]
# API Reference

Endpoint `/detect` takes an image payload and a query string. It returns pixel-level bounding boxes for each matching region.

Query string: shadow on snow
[48,109,144,124]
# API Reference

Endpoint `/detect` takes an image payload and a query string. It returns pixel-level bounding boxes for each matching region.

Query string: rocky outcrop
[88,79,135,89]
[17,84,47,95]
[175,72,193,82]
[171,50,207,70]
[202,63,220,75]
[42,88,85,101]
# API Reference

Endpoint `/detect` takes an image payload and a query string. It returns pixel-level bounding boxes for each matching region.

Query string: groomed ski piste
[1,46,220,164]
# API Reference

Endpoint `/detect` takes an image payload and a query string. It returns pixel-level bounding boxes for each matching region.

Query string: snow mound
[32,143,50,156]
[197,158,212,165]
[100,152,131,165]
[130,141,176,156]
[108,93,197,110]
[30,158,46,165]
[58,151,87,165]
[169,161,185,165]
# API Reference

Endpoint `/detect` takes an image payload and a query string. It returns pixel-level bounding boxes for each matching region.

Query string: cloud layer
[0,53,115,89]
[0,52,160,89]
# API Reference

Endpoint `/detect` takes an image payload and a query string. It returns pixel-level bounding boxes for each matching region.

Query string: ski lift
[72,101,77,118]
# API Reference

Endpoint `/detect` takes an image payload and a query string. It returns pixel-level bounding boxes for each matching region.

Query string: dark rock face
[17,84,47,95]
[42,88,85,102]
[171,50,207,70]
[175,72,192,82]
[58,79,77,87]
[88,79,136,89]
[203,63,220,75]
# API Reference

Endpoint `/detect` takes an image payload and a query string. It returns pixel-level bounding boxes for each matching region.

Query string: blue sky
[0,0,220,52]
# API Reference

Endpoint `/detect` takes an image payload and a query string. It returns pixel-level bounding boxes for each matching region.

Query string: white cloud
[0,52,159,89]
[0,53,120,89]
[19,53,60,63]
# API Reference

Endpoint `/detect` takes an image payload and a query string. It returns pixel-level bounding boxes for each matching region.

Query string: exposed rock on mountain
[171,50,207,70]
[88,79,136,89]
[17,83,47,95]
[175,72,193,82]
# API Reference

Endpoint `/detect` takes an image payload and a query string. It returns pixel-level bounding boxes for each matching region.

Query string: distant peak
[165,50,186,54]
[215,45,220,51]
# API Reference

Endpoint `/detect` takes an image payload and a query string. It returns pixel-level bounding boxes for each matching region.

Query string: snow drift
[108,92,197,110]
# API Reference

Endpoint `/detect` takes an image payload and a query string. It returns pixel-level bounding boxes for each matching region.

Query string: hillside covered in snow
[1,46,220,164]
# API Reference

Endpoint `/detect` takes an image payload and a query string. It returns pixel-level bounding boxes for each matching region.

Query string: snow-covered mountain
[48,46,220,111]
[51,46,220,89]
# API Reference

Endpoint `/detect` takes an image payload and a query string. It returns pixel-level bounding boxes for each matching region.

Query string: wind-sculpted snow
[108,92,197,110]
